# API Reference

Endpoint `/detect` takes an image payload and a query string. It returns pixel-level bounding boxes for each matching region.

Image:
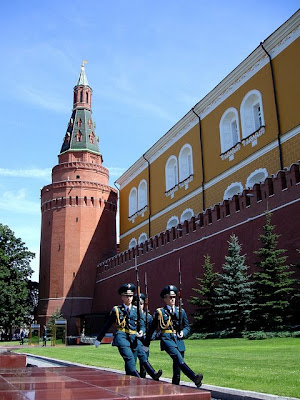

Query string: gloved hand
[136,330,143,338]
[177,331,184,339]
[94,339,101,348]
[143,346,149,352]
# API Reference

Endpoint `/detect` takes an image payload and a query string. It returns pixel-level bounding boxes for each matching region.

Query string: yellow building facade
[116,11,300,252]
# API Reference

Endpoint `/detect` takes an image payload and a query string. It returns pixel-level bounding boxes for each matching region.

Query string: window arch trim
[129,238,137,250]
[240,89,265,141]
[180,208,194,224]
[165,155,179,198]
[138,232,148,245]
[178,144,194,188]
[166,215,179,230]
[138,179,148,211]
[223,182,243,200]
[246,168,268,189]
[220,107,241,160]
[128,187,138,220]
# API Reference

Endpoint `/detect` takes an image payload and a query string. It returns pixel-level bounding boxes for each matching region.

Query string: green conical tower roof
[60,62,100,155]
[77,61,89,86]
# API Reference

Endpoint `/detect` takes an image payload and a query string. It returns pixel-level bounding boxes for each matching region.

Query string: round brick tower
[38,63,117,334]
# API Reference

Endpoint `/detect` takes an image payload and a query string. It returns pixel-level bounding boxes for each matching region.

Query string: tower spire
[60,62,100,156]
[77,60,89,86]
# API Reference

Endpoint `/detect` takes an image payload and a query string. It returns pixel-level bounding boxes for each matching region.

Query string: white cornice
[116,11,300,189]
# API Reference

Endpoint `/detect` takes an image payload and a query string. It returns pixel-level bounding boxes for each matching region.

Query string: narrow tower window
[77,118,82,127]
[90,132,95,144]
[76,130,82,142]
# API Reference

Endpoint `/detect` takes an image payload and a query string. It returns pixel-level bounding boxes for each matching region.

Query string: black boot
[142,361,162,381]
[140,365,146,378]
[180,362,203,387]
[172,375,180,385]
[130,370,141,378]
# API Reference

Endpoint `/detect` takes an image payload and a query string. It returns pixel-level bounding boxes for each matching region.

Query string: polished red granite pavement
[0,366,211,399]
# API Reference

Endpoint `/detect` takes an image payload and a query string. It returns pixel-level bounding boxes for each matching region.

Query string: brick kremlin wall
[92,163,300,321]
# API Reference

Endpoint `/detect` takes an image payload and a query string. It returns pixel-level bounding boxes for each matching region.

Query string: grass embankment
[12,338,300,398]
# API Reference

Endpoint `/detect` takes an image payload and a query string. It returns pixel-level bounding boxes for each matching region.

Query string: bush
[244,330,295,340]
[245,331,267,340]
[188,330,242,339]
[188,333,207,340]
[275,331,291,338]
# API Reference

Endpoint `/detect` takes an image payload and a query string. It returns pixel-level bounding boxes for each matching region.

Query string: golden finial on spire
[82,60,88,67]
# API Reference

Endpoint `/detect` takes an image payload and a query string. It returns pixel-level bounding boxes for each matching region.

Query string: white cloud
[107,167,126,178]
[17,85,69,113]
[0,189,40,215]
[0,167,51,180]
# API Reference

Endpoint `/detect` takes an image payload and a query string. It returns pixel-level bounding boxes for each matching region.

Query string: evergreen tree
[189,255,218,332]
[289,250,300,326]
[214,234,254,335]
[0,223,35,338]
[251,213,296,330]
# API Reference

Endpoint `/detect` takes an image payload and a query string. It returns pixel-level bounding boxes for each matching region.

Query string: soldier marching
[95,261,203,387]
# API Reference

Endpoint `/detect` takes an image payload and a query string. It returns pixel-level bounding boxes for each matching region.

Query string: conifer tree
[251,212,295,330]
[189,255,218,332]
[289,250,300,326]
[214,234,254,334]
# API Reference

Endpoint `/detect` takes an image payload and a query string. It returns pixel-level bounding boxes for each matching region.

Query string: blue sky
[0,1,298,281]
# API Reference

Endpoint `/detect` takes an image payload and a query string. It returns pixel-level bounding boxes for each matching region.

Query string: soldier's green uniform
[145,285,203,386]
[95,283,161,380]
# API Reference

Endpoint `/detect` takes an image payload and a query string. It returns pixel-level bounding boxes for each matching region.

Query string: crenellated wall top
[97,162,300,278]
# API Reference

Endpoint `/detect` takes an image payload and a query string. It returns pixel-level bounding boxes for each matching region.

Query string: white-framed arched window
[129,238,137,250]
[223,182,243,200]
[165,155,178,191]
[220,108,240,153]
[179,144,193,182]
[246,168,268,189]
[180,208,194,223]
[166,215,179,230]
[138,232,147,245]
[129,187,138,217]
[240,90,265,138]
[138,180,147,210]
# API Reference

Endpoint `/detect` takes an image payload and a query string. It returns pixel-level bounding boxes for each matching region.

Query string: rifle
[135,256,141,332]
[144,272,149,334]
[178,258,183,333]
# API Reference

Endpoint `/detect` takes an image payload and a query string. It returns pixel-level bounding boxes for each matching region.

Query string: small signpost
[51,319,67,346]
[29,323,40,345]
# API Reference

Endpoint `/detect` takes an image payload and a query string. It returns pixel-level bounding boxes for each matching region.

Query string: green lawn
[11,338,300,398]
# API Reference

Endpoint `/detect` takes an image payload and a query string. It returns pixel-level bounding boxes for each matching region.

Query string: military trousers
[161,338,185,382]
[115,333,140,376]
[137,340,149,377]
